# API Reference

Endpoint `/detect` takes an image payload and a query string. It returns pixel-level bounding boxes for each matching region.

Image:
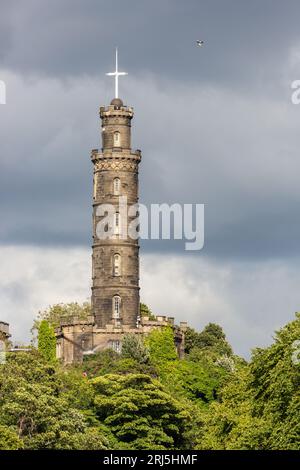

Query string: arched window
[114,211,120,235]
[113,253,121,276]
[113,295,121,319]
[113,177,120,195]
[113,131,121,147]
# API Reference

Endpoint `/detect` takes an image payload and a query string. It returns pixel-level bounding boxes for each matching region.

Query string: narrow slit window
[114,131,121,147]
[93,172,98,200]
[114,212,120,234]
[113,177,120,195]
[114,254,121,276]
[113,295,121,318]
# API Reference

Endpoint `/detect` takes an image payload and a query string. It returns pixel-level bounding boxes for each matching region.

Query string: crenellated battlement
[55,314,187,364]
[98,98,135,151]
[100,103,134,119]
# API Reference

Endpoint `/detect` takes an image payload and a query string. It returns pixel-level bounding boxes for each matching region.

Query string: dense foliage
[140,303,156,320]
[195,313,300,449]
[91,373,190,449]
[121,334,150,364]
[32,302,91,336]
[38,320,56,362]
[1,303,299,450]
[0,352,108,449]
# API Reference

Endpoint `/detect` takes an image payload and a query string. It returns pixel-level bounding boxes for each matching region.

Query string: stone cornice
[91,284,140,290]
[91,152,141,172]
[92,241,140,248]
[91,149,141,162]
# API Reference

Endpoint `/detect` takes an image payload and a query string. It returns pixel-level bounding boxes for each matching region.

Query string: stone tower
[55,52,187,363]
[91,97,141,329]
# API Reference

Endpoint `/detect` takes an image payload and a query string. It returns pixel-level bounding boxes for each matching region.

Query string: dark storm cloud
[1,0,300,260]
[3,0,300,354]
[1,0,300,91]
[1,70,300,260]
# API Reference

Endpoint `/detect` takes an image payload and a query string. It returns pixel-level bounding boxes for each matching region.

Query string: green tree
[140,303,156,320]
[158,359,223,405]
[32,301,91,336]
[197,313,300,450]
[0,352,109,449]
[0,425,23,450]
[121,334,150,364]
[81,349,120,377]
[81,350,157,379]
[55,367,95,409]
[196,366,270,450]
[185,327,200,354]
[249,312,300,449]
[91,373,190,449]
[38,320,56,362]
[146,326,177,364]
[185,323,233,357]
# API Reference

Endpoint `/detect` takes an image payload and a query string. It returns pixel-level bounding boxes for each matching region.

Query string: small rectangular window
[109,340,121,353]
[114,131,121,147]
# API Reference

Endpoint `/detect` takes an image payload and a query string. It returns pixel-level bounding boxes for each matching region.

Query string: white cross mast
[106,48,128,99]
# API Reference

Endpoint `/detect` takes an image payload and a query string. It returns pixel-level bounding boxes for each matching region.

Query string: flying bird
[197,40,204,47]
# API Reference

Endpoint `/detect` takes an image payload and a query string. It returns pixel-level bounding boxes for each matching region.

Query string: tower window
[114,211,120,235]
[113,253,121,276]
[108,340,121,353]
[113,295,121,318]
[113,177,120,195]
[93,172,98,200]
[113,131,121,147]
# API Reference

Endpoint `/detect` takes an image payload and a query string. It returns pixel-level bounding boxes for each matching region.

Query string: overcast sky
[1,0,300,357]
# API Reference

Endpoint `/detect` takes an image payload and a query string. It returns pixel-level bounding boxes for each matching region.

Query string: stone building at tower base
[56,316,187,364]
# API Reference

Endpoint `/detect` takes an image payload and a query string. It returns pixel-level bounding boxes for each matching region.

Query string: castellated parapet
[56,314,186,364]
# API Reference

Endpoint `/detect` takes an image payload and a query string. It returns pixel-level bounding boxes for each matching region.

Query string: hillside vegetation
[0,303,299,450]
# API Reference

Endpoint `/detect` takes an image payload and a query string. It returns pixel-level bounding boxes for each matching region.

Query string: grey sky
[1,0,300,88]
[1,0,300,355]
